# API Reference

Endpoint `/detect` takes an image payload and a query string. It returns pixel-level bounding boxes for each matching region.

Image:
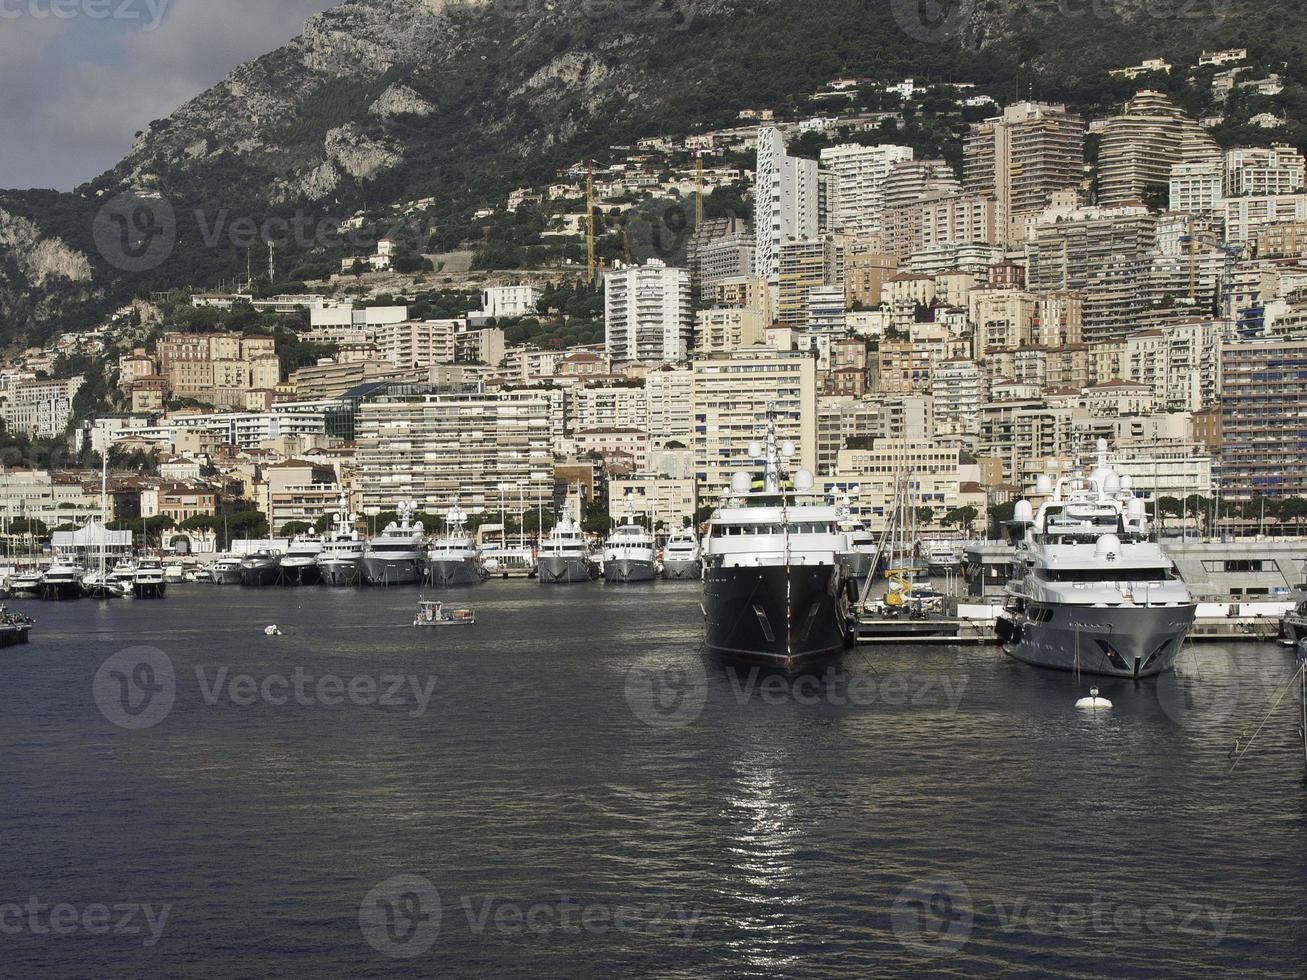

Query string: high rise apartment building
[963,101,1085,242]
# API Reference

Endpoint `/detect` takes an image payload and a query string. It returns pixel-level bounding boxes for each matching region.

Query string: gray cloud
[0,0,343,191]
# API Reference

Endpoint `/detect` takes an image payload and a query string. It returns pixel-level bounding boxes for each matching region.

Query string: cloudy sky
[0,0,342,191]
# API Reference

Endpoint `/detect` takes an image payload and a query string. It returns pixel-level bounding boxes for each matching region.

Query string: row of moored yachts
[202,500,709,588]
[2,559,170,600]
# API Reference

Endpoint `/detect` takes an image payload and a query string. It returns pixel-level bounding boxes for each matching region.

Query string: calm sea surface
[1,581,1304,978]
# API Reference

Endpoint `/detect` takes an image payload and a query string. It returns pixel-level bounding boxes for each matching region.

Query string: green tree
[8,517,48,538]
[942,505,978,533]
[988,501,1017,539]
[1156,496,1184,518]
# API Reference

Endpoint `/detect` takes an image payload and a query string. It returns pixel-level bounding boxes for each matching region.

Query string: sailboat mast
[100,454,107,579]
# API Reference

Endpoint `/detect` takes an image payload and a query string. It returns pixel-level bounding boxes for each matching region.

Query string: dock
[856,613,991,645]
[854,599,1290,646]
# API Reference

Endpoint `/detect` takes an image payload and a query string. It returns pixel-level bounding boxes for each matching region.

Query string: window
[1223,559,1264,572]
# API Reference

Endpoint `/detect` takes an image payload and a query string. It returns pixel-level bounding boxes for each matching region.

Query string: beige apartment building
[1096,91,1218,206]
[963,101,1085,243]
[157,332,280,408]
[695,307,767,355]
[356,389,558,514]
[690,349,817,491]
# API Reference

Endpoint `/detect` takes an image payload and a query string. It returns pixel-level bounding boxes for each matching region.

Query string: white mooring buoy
[1076,686,1112,710]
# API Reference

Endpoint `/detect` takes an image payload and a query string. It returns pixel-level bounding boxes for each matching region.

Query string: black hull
[40,582,83,601]
[241,564,281,588]
[704,563,855,670]
[133,582,167,599]
[0,625,32,647]
[361,557,425,587]
[279,563,322,587]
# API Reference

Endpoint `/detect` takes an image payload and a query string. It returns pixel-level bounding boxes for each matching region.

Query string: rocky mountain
[1,0,1302,341]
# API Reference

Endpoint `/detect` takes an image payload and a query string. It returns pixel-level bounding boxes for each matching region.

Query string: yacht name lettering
[194,667,436,716]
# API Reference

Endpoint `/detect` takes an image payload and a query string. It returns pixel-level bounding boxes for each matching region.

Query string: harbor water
[1,582,1304,977]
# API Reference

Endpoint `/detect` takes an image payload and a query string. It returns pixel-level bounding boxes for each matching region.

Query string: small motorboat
[0,606,34,646]
[413,598,475,627]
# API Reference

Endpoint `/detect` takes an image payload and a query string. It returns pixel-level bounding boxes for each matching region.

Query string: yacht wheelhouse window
[1034,567,1175,582]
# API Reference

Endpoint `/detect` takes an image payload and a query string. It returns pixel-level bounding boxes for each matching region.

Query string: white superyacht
[538,514,597,584]
[660,526,702,580]
[317,494,365,587]
[997,441,1196,679]
[426,507,486,587]
[279,533,324,586]
[602,514,658,583]
[361,501,427,586]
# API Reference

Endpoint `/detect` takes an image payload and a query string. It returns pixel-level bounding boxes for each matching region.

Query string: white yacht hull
[661,558,702,580]
[211,566,243,585]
